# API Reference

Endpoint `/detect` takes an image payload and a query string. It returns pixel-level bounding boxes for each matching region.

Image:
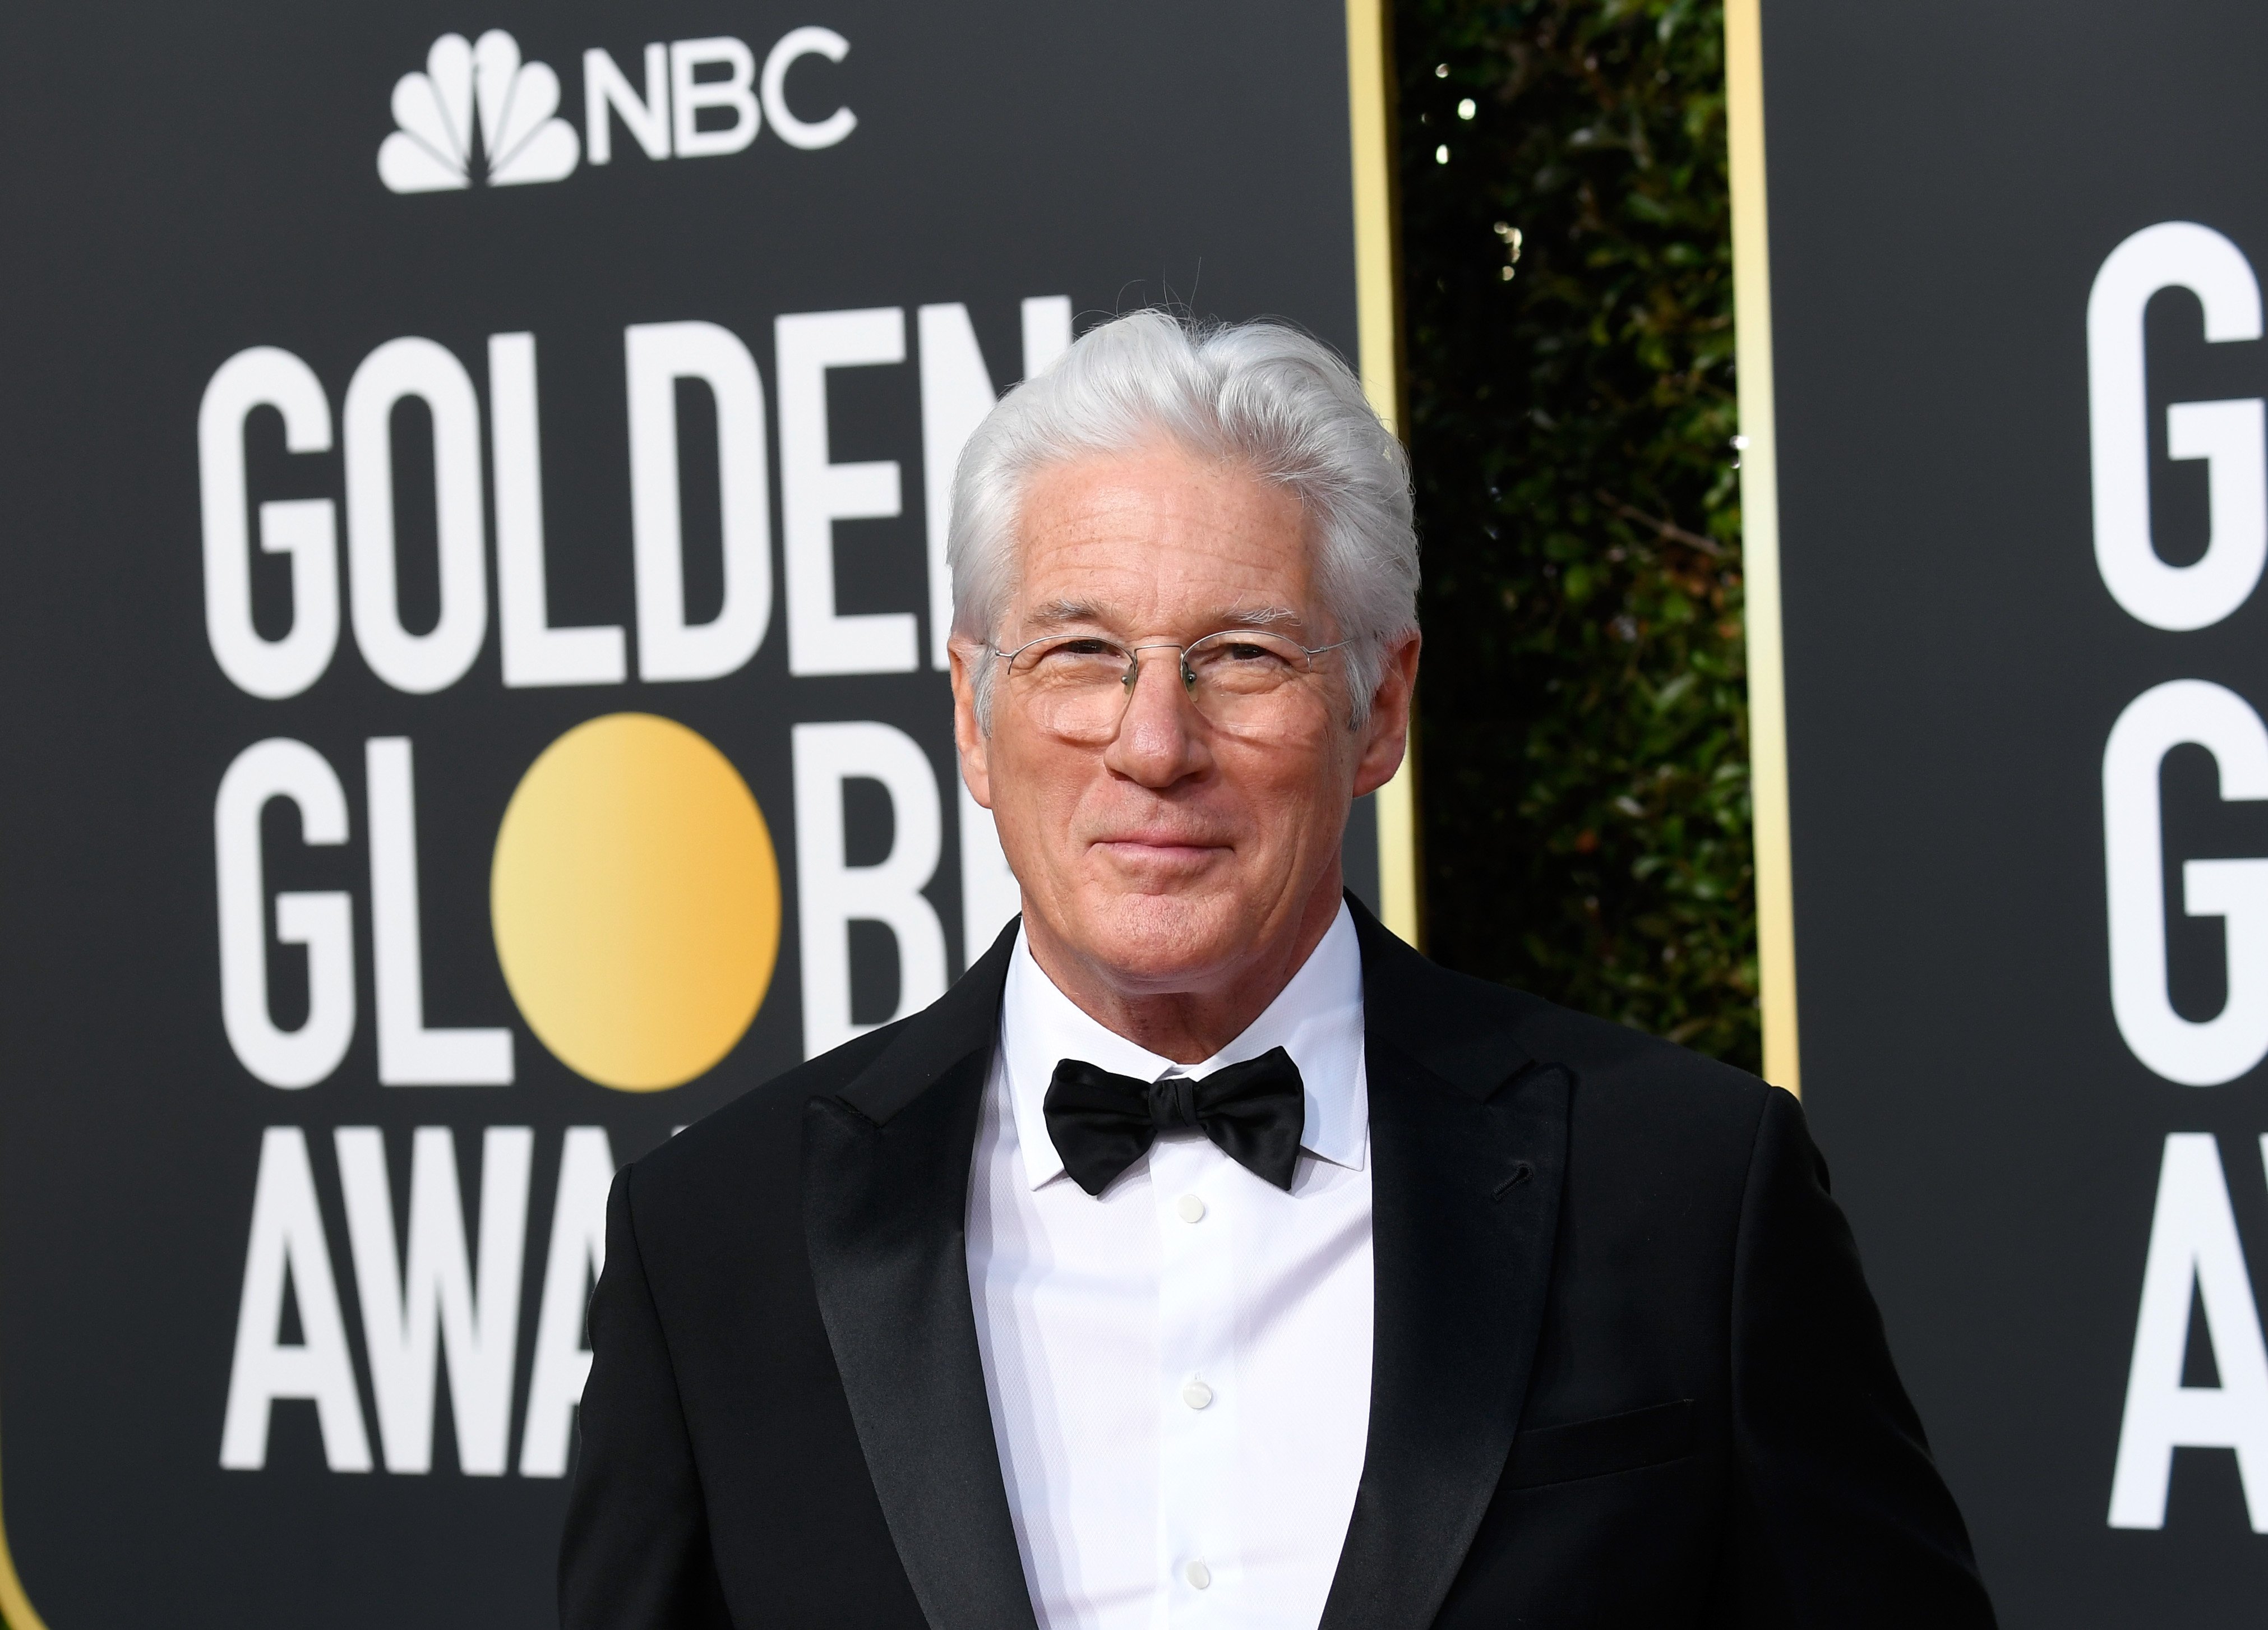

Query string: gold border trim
[1725,0,1799,1091]
[1346,0,1422,947]
[0,1419,52,1630]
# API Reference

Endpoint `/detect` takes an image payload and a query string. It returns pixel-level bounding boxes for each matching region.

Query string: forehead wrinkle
[1018,598,1319,643]
[1024,599,1313,634]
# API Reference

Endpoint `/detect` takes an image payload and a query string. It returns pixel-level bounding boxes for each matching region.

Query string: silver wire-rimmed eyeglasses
[986,629,1354,744]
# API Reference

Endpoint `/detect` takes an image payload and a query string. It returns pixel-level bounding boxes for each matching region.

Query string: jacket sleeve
[1724,1087,1997,1627]
[559,1164,735,1630]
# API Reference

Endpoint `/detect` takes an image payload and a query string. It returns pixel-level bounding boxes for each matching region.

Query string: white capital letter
[215,739,355,1089]
[669,38,759,157]
[584,44,669,163]
[2109,1133,2268,1529]
[200,347,339,700]
[491,334,626,687]
[915,297,1073,669]
[916,304,997,674]
[760,27,854,150]
[220,1127,372,1472]
[2105,680,2268,1086]
[336,1126,534,1475]
[344,337,489,694]
[367,738,513,1086]
[779,307,913,676]
[1022,294,1074,379]
[520,1126,616,1477]
[2089,221,2266,631]
[625,321,774,681]
[792,722,947,1056]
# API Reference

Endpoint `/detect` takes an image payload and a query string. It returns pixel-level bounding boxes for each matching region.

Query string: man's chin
[1064,888,1259,986]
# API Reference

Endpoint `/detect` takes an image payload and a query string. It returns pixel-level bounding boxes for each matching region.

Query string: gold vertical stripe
[1345,0,1401,444]
[1346,0,1422,946]
[1725,0,1800,1092]
[1372,754,1421,947]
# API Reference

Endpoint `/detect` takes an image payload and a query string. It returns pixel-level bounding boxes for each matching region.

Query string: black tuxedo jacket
[561,902,1994,1628]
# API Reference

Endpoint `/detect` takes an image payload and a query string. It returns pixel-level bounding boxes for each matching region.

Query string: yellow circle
[491,713,780,1091]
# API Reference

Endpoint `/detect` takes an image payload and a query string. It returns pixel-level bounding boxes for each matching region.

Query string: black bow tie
[1043,1046,1306,1196]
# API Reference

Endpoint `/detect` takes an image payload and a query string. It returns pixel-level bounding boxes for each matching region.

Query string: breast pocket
[1501,1398,1696,1491]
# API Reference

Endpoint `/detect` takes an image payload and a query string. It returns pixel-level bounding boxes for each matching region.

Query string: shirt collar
[999,902,1368,1190]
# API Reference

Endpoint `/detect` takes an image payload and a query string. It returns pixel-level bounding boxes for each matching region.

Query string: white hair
[947,310,1419,729]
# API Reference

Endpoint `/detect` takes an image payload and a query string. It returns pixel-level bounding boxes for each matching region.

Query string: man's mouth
[1090,833,1231,861]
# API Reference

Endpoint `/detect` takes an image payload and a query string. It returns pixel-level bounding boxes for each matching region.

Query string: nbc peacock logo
[378,30,581,193]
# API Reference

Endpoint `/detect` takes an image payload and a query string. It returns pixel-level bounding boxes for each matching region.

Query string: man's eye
[1198,641,1288,667]
[1032,639,1125,667]
[1027,639,1125,672]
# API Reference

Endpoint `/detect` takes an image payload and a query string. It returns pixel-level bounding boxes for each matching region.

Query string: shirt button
[1182,1380,1213,1410]
[1176,1193,1206,1223]
[1185,1560,1212,1590]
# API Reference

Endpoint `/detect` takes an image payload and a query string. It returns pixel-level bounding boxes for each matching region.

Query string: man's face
[951,442,1417,997]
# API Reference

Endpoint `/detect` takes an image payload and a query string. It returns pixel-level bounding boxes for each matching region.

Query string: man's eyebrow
[1217,605,1304,632]
[1023,599,1107,629]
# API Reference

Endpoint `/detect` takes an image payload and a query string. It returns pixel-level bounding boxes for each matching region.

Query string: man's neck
[1021,874,1347,1065]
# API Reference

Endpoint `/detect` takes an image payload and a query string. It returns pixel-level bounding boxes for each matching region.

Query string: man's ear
[1352,630,1421,799]
[949,639,995,809]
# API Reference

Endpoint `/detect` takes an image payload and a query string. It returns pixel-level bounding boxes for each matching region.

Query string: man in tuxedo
[561,311,1994,1628]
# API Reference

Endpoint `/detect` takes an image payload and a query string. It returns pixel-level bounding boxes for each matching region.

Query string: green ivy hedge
[1397,0,1758,1069]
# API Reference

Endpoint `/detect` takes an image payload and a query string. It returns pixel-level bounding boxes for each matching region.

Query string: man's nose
[1103,649,1209,786]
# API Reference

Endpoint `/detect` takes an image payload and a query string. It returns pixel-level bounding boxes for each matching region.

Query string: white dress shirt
[966,903,1374,1630]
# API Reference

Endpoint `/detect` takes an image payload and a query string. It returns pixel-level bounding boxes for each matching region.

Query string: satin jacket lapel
[802,920,1039,1630]
[1320,901,1573,1630]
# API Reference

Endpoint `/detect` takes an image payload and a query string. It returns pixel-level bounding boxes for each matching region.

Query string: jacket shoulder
[1411,964,1786,1260]
[1396,944,1776,1151]
[1355,899,1764,1118]
[1485,980,1782,1194]
[1361,901,1771,1133]
[1504,980,1768,1114]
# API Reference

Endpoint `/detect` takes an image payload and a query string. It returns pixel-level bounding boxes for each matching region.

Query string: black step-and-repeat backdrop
[1759,1,2268,1622]
[0,4,1384,1623]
